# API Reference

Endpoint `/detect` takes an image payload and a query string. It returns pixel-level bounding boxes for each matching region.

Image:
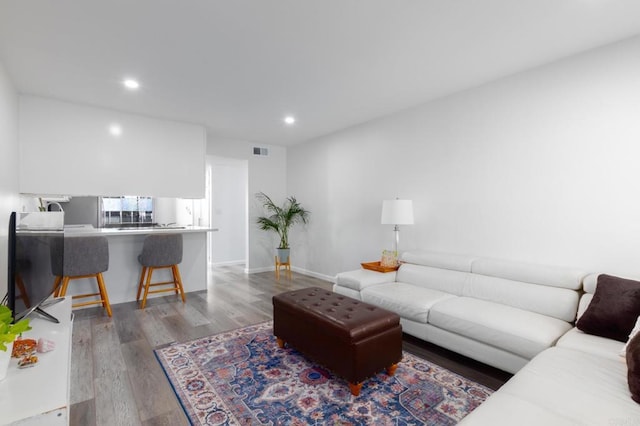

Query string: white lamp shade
[381,199,414,225]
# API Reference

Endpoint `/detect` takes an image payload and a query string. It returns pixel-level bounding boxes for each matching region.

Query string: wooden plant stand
[275,255,292,280]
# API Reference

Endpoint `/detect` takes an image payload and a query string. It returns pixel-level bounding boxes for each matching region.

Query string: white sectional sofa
[334,251,640,424]
[461,273,640,425]
[334,250,585,374]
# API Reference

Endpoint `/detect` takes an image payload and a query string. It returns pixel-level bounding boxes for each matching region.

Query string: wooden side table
[275,255,292,280]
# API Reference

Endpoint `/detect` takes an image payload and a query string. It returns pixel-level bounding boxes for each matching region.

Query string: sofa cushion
[459,392,575,425]
[464,274,579,322]
[577,274,640,342]
[628,332,640,404]
[577,293,593,321]
[582,272,599,294]
[360,283,455,324]
[471,257,585,290]
[622,316,640,357]
[395,263,469,296]
[400,250,475,272]
[464,347,640,425]
[334,269,396,292]
[429,297,572,359]
[556,327,625,361]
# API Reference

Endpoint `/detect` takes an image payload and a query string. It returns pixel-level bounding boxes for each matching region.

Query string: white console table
[0,297,72,425]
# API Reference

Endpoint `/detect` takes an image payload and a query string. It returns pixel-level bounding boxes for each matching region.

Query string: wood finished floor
[69,265,512,425]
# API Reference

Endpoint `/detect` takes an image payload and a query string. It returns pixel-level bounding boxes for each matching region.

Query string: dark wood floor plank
[120,339,182,421]
[134,307,175,347]
[92,319,127,379]
[69,398,97,426]
[171,299,211,327]
[141,410,189,426]
[70,317,94,405]
[112,302,147,344]
[94,370,141,426]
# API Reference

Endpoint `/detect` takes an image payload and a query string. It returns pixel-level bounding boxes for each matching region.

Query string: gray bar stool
[52,236,112,317]
[136,233,186,309]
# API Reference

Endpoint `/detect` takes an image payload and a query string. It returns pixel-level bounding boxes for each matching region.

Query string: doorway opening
[206,156,248,267]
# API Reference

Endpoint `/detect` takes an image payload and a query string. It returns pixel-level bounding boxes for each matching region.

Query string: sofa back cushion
[471,258,585,290]
[400,250,475,272]
[398,251,585,322]
[464,274,580,322]
[577,273,599,320]
[396,263,469,296]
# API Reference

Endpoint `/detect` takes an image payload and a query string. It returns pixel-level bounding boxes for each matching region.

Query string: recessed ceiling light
[284,116,296,125]
[109,124,122,136]
[123,79,140,90]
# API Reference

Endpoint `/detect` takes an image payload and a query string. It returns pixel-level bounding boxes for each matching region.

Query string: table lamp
[381,199,414,254]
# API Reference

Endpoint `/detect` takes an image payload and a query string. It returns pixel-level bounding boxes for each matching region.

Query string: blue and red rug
[154,321,492,425]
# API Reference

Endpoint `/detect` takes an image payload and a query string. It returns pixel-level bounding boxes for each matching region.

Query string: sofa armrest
[335,269,397,292]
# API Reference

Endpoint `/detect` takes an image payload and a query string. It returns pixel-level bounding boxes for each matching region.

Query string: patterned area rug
[154,322,492,425]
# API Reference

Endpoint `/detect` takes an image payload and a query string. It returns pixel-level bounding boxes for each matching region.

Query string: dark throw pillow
[627,331,640,404]
[576,274,640,342]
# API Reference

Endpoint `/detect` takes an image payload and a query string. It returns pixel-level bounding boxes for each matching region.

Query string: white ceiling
[1,1,640,146]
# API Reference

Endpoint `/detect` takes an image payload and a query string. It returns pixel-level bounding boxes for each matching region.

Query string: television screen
[9,212,64,323]
[13,231,64,321]
[6,212,16,319]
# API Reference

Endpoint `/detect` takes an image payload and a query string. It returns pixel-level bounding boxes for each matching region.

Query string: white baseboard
[210,259,245,267]
[246,266,274,274]
[245,265,335,283]
[291,266,336,283]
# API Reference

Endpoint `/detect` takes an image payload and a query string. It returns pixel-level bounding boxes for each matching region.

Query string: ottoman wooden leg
[276,337,285,348]
[386,363,398,376]
[349,382,363,396]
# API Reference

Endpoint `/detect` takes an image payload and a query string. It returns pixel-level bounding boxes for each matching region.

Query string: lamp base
[393,225,400,254]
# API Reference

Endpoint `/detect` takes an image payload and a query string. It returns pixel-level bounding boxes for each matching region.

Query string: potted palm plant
[256,192,310,264]
[0,306,31,380]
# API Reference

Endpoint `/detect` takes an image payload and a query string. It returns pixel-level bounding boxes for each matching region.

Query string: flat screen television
[5,212,16,318]
[5,212,63,323]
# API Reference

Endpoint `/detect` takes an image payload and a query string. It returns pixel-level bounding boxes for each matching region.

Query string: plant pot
[276,248,290,264]
[0,341,14,381]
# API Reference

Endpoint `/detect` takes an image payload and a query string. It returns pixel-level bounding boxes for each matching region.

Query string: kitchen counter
[64,224,217,236]
[59,225,217,305]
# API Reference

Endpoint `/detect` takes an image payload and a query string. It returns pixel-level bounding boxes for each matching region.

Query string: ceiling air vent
[253,147,269,156]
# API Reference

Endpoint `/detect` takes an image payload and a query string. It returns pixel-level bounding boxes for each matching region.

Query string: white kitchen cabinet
[18,95,206,198]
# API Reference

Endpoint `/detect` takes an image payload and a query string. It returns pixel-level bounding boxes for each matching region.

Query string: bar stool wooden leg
[136,266,147,302]
[140,267,154,309]
[16,275,31,308]
[96,272,112,317]
[171,266,179,295]
[59,276,71,297]
[52,276,63,298]
[172,265,186,303]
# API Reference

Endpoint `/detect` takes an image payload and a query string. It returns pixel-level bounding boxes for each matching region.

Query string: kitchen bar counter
[64,224,216,236]
[61,225,217,305]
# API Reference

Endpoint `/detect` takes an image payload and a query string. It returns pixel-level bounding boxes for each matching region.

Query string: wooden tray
[361,261,399,273]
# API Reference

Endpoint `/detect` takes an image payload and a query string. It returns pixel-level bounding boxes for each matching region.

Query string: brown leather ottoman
[272,287,402,396]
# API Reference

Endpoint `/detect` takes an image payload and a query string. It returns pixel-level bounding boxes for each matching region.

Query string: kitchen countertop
[63,224,217,236]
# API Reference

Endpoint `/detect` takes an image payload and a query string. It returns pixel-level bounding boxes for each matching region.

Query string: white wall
[19,95,206,198]
[289,35,640,279]
[0,62,20,297]
[207,137,286,271]
[208,156,247,265]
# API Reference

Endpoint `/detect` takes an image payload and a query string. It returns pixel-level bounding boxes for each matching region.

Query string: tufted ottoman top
[273,287,400,343]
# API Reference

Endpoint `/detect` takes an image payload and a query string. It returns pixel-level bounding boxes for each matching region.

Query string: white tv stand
[0,297,73,425]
